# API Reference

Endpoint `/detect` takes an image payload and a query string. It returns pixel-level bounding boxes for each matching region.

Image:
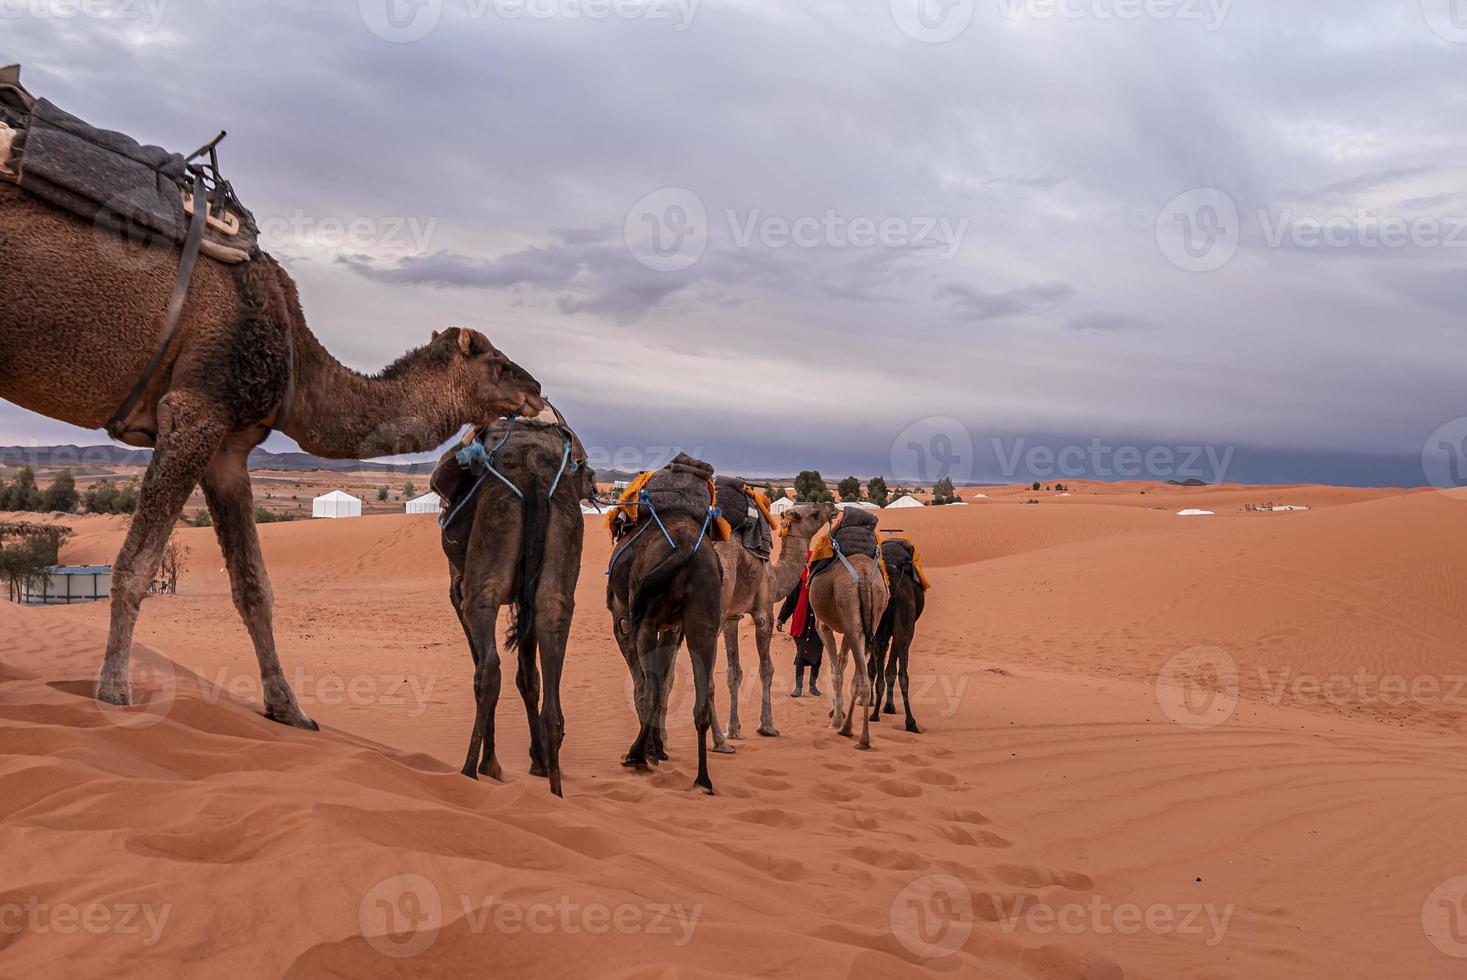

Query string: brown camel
[607,510,723,794]
[712,501,835,747]
[868,540,927,733]
[432,409,591,797]
[807,540,889,750]
[0,182,544,727]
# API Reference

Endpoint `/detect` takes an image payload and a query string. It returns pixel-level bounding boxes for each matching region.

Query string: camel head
[780,501,837,539]
[430,327,546,420]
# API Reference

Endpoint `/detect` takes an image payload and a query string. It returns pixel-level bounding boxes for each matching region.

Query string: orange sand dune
[5,483,1467,977]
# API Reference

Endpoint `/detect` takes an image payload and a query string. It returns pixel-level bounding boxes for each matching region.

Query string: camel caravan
[0,67,934,797]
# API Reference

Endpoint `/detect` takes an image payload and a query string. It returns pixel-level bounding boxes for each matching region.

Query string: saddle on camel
[714,476,776,560]
[787,508,891,638]
[0,64,266,441]
[605,453,732,549]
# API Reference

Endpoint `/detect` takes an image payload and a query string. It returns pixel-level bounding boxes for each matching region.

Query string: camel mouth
[523,393,547,415]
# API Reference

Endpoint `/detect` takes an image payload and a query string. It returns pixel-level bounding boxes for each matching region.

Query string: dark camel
[869,542,927,733]
[433,412,591,797]
[607,511,723,794]
[0,182,544,727]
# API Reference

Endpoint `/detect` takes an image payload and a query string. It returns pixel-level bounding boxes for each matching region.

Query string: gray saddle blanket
[715,476,772,560]
[0,65,259,260]
[644,452,716,522]
[832,507,879,559]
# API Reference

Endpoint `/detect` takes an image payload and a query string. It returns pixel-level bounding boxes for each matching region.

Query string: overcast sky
[2,0,1465,485]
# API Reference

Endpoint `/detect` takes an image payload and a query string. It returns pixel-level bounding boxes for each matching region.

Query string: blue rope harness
[604,489,722,576]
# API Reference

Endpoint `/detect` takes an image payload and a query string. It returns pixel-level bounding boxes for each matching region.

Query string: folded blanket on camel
[879,538,933,591]
[606,453,731,543]
[806,508,886,584]
[0,65,258,263]
[715,476,775,560]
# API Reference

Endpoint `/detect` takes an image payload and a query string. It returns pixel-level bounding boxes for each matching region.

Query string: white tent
[581,503,607,516]
[836,501,879,511]
[405,491,441,515]
[886,495,923,509]
[1177,509,1214,517]
[312,490,362,519]
[769,497,797,515]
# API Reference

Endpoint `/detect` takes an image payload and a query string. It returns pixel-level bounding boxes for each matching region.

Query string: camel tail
[509,473,549,653]
[629,535,695,633]
[859,563,881,652]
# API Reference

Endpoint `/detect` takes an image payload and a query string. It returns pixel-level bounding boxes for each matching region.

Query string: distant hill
[0,444,439,476]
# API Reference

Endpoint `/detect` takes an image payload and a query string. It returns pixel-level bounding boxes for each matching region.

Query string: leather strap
[105,170,208,440]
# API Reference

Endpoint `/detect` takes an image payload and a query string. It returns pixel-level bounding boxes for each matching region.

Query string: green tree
[793,470,825,502]
[0,529,67,602]
[933,477,956,505]
[867,476,889,507]
[42,470,79,513]
[403,482,418,499]
[838,476,862,502]
[1,466,43,512]
[377,486,389,502]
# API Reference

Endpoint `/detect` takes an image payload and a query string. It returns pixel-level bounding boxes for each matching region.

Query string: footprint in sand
[746,774,793,791]
[845,844,929,871]
[935,806,991,825]
[813,783,861,803]
[731,807,804,830]
[992,863,1094,891]
[913,767,959,787]
[873,778,922,799]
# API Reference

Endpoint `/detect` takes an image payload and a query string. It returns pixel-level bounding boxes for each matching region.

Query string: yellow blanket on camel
[805,533,932,591]
[606,470,732,543]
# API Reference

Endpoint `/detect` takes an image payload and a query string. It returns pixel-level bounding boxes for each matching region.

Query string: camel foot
[460,767,479,780]
[479,757,504,781]
[265,704,320,731]
[712,743,737,755]
[905,721,923,734]
[549,774,564,798]
[727,729,745,741]
[95,671,132,707]
[854,741,872,751]
[757,725,779,738]
[654,748,670,762]
[883,705,897,715]
[529,761,549,777]
[692,778,715,796]
[621,755,651,771]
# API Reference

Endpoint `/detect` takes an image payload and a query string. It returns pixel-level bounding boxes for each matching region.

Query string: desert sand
[3,482,1466,978]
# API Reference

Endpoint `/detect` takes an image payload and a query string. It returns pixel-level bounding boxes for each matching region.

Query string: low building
[311,491,362,519]
[769,497,797,516]
[18,565,111,606]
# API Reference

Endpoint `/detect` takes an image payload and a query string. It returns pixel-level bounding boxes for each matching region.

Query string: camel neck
[280,324,467,461]
[771,532,816,596]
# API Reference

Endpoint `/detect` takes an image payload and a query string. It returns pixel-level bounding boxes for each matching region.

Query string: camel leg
[534,592,571,797]
[884,645,900,715]
[200,433,315,729]
[896,632,921,734]
[751,606,778,737]
[722,619,745,741]
[686,622,717,795]
[97,395,226,706]
[461,583,507,780]
[837,635,857,737]
[624,623,668,770]
[651,628,681,762]
[850,633,873,750]
[817,622,843,732]
[516,634,545,775]
[868,633,885,724]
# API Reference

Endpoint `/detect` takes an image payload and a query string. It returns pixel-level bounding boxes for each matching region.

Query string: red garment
[789,554,813,637]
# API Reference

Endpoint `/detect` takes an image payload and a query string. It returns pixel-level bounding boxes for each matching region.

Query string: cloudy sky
[2,0,1465,485]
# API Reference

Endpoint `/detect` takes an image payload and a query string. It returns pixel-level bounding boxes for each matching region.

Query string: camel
[712,500,835,747]
[0,181,544,727]
[434,410,590,797]
[807,536,889,750]
[869,540,927,734]
[607,509,723,794]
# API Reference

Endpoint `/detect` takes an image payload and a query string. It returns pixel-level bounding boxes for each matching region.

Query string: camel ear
[431,330,441,341]
[457,329,491,358]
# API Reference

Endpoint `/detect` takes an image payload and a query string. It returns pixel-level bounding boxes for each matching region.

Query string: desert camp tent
[581,502,606,516]
[885,495,923,509]
[405,491,441,515]
[835,501,879,511]
[1177,509,1215,517]
[769,497,796,515]
[312,491,362,519]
